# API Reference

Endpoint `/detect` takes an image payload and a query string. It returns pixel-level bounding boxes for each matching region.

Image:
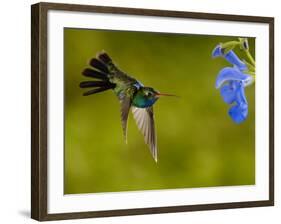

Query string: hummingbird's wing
[132,106,157,162]
[119,96,131,143]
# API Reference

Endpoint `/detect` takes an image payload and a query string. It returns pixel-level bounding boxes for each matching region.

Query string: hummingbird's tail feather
[82,86,113,96]
[80,80,116,96]
[81,52,117,96]
[82,68,108,81]
[89,58,109,74]
[81,51,128,96]
[80,81,115,88]
[97,52,112,64]
[86,52,115,78]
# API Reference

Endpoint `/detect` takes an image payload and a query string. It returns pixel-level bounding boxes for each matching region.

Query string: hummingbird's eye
[146,92,152,97]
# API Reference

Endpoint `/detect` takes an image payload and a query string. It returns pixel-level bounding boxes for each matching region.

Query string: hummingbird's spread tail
[80,52,116,96]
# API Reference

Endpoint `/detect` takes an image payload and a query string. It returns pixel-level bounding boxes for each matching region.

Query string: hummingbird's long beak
[155,92,179,97]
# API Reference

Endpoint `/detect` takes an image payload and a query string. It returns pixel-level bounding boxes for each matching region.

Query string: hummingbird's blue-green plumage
[132,87,159,108]
[80,51,175,162]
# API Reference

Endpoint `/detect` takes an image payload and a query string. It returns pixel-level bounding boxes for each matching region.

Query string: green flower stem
[243,60,255,72]
[221,41,240,53]
[245,49,255,66]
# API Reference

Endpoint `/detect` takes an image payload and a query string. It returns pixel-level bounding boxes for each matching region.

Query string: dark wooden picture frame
[31,2,274,221]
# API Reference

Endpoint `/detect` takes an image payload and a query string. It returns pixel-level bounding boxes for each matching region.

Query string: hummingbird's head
[133,87,177,108]
[141,87,159,99]
[142,87,177,98]
[132,87,159,108]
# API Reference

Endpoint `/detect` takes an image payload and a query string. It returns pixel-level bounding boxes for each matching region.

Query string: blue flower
[212,44,247,71]
[213,45,253,124]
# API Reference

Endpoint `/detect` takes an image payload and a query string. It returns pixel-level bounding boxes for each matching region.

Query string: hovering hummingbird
[80,52,176,162]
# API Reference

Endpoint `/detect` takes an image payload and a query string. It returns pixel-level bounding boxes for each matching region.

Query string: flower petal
[212,44,222,57]
[234,83,248,105]
[224,50,247,71]
[228,103,248,124]
[242,74,254,87]
[215,67,250,89]
[220,82,238,104]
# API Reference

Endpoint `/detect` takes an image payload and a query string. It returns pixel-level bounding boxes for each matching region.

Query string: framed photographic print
[31,2,274,221]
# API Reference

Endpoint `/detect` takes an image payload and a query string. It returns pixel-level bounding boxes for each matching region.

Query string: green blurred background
[64,28,255,194]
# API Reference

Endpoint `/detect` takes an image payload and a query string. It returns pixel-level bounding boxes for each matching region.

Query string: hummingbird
[80,51,176,162]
